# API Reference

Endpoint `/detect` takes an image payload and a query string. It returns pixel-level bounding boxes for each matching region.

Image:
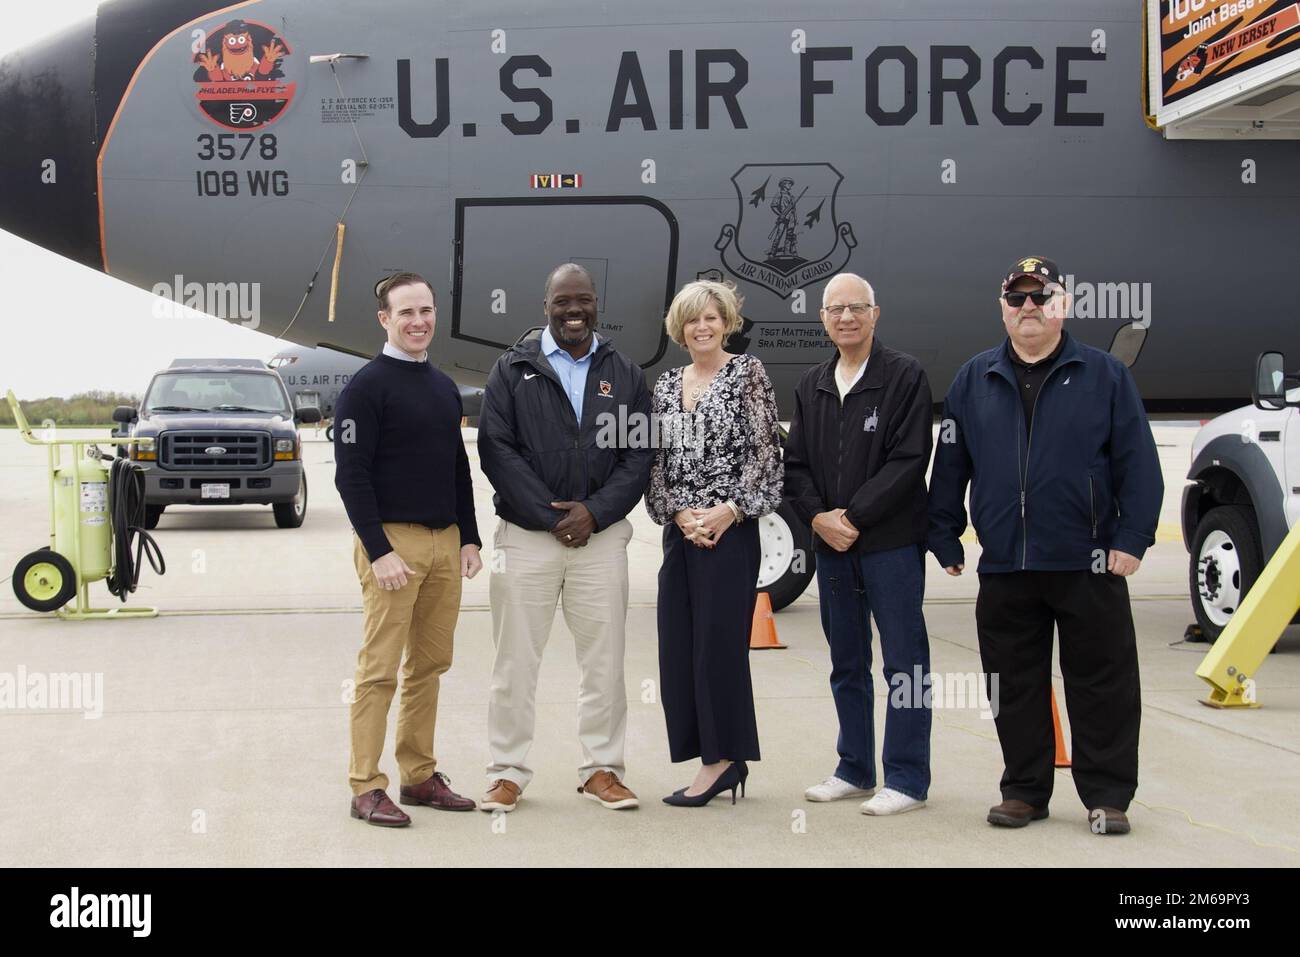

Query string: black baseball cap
[1002,256,1065,292]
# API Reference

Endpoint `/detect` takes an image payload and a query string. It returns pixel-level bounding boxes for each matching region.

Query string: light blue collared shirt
[540,326,599,424]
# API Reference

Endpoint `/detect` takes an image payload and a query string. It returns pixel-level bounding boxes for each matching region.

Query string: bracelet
[725,500,742,523]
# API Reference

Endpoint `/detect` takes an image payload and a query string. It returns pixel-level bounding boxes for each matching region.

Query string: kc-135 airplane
[3,0,1298,604]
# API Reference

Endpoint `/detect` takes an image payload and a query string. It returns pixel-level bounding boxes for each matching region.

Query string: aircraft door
[450,197,678,371]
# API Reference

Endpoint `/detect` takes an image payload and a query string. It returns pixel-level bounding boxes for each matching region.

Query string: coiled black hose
[106,456,165,600]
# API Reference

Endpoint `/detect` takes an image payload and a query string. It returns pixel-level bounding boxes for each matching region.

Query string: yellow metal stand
[6,390,159,619]
[1196,520,1300,708]
[57,581,158,621]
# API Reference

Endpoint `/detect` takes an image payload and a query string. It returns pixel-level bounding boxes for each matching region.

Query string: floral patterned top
[645,353,784,526]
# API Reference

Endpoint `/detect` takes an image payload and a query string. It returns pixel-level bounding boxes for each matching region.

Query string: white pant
[486,518,632,789]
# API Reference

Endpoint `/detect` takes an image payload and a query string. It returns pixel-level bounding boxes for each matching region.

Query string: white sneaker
[804,775,874,802]
[860,787,926,815]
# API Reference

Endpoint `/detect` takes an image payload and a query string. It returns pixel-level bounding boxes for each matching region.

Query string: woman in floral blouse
[646,279,783,806]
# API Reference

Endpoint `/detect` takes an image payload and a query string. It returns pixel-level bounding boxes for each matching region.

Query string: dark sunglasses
[1002,289,1056,307]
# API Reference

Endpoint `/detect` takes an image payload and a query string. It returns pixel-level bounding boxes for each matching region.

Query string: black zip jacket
[784,337,933,554]
[478,332,654,532]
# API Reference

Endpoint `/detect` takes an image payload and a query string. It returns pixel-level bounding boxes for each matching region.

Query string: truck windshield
[144,373,290,415]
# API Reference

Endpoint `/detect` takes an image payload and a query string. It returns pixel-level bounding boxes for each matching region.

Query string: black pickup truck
[113,359,320,529]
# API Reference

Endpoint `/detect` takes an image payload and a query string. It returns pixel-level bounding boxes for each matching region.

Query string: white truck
[1183,352,1300,641]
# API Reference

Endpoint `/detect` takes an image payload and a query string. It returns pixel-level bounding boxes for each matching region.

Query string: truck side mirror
[297,407,322,424]
[1252,351,1300,410]
[112,406,137,423]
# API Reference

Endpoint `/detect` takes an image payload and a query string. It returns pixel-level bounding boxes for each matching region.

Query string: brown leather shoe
[400,771,476,811]
[1088,807,1131,835]
[987,799,1049,828]
[579,770,640,810]
[350,788,411,827]
[480,779,521,812]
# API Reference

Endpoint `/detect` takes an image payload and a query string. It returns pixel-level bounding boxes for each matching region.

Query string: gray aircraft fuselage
[2,0,1296,414]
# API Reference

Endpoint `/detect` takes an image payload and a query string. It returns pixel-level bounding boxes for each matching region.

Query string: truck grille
[159,432,270,469]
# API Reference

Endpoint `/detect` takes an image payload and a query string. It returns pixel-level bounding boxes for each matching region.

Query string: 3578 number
[196,133,278,161]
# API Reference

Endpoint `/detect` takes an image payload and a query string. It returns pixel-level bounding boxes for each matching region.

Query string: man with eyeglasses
[928,256,1162,835]
[785,272,935,816]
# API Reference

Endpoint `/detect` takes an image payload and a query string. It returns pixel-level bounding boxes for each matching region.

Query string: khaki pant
[487,518,632,790]
[349,522,462,795]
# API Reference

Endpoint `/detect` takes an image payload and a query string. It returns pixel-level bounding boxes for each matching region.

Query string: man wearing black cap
[928,256,1163,835]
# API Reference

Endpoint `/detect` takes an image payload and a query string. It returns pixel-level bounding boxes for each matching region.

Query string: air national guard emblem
[715,163,858,299]
[192,19,296,130]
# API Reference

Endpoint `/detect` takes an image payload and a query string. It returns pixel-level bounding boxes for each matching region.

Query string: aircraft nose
[0,16,103,269]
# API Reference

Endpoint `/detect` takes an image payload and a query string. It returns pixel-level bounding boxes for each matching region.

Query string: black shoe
[736,761,748,798]
[663,763,743,807]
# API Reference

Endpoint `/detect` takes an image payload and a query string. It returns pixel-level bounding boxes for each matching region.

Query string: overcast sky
[0,2,281,400]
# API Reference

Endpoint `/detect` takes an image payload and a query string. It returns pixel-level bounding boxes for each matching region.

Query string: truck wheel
[758,501,817,612]
[1190,505,1263,642]
[13,548,77,613]
[143,504,165,529]
[274,473,308,528]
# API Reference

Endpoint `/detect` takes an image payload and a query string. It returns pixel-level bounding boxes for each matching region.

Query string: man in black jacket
[477,263,653,813]
[785,273,934,817]
[928,256,1162,835]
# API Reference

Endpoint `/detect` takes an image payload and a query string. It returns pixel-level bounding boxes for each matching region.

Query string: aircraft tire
[759,500,816,612]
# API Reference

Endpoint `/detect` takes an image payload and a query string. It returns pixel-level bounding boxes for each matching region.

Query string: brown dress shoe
[1088,807,1131,835]
[350,788,411,827]
[481,779,521,812]
[987,799,1049,828]
[400,771,476,811]
[579,770,639,809]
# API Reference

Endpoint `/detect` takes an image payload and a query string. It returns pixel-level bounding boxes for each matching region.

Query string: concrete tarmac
[0,425,1296,867]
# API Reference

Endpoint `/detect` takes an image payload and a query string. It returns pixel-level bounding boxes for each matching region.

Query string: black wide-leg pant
[657,520,762,764]
[976,569,1142,811]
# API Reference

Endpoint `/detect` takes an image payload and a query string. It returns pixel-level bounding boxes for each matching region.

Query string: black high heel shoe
[736,761,748,799]
[662,762,744,807]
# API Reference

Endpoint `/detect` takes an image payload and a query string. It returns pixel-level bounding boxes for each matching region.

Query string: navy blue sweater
[333,352,480,561]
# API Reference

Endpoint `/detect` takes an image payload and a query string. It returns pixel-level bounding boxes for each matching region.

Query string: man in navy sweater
[928,256,1163,836]
[334,272,483,827]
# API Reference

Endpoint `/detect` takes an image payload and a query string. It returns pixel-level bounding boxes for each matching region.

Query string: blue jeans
[816,543,931,800]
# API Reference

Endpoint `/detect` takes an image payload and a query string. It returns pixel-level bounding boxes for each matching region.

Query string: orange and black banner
[1157,0,1300,106]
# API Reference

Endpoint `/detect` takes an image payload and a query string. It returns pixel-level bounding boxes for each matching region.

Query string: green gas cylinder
[52,452,112,584]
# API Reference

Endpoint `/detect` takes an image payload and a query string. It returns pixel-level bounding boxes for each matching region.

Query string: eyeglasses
[1002,290,1057,308]
[823,302,875,317]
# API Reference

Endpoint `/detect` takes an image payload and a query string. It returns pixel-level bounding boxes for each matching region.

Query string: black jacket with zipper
[784,337,934,554]
[478,331,654,532]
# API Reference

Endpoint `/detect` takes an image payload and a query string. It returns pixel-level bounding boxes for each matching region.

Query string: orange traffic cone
[750,592,786,649]
[1051,688,1071,768]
